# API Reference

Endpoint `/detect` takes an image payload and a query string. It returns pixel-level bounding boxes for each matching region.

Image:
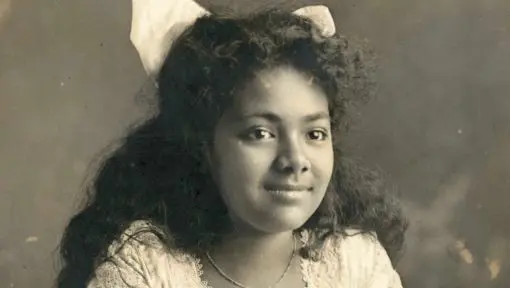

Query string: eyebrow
[240,111,330,122]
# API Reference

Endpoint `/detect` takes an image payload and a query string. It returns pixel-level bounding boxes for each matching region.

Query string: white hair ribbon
[130,0,336,75]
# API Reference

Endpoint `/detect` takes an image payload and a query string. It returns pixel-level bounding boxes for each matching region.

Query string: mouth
[264,184,313,193]
[263,184,311,204]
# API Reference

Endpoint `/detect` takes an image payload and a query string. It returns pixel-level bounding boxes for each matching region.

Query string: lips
[264,184,312,192]
[263,183,311,204]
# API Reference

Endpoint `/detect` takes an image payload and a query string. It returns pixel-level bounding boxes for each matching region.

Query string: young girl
[57,11,408,288]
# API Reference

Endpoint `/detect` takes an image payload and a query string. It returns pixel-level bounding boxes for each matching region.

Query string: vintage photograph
[1,0,509,287]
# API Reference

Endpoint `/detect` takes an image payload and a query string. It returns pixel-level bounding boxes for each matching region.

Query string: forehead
[229,67,329,117]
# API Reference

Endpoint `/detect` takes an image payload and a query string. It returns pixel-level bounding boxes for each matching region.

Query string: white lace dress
[87,221,403,288]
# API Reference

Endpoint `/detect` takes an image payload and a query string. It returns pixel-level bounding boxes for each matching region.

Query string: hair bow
[130,0,337,75]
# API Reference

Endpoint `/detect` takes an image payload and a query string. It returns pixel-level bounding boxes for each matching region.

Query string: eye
[307,129,329,141]
[245,127,275,141]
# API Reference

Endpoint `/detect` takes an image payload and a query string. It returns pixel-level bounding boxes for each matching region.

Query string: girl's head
[156,12,359,236]
[57,11,406,287]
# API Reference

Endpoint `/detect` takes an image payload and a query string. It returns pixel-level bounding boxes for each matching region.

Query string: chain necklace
[205,235,297,288]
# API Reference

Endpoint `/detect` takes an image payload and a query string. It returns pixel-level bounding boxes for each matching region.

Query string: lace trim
[113,221,398,288]
[298,230,347,288]
[190,254,212,288]
[299,230,313,288]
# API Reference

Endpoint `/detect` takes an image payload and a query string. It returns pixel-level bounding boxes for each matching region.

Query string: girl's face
[208,67,334,234]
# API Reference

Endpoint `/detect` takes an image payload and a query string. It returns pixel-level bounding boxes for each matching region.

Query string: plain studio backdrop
[1,0,510,287]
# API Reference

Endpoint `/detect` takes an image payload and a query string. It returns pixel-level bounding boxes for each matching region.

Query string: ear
[292,5,336,37]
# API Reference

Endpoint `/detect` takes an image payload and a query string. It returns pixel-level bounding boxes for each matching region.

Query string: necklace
[205,234,297,288]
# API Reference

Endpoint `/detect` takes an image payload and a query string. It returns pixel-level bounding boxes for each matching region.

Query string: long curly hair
[56,11,408,288]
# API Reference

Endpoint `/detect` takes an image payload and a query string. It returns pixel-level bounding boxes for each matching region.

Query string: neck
[206,229,297,285]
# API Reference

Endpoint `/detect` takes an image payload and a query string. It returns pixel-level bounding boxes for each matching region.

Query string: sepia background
[1,0,509,287]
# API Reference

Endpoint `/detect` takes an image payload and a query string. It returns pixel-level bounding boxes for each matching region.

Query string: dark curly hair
[56,11,408,288]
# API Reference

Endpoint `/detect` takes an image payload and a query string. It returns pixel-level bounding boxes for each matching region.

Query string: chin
[248,212,311,234]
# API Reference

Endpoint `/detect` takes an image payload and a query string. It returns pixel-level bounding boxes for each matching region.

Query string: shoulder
[101,220,166,261]
[335,229,381,259]
[321,229,381,271]
[337,228,379,248]
[87,221,161,287]
[88,221,200,288]
[321,229,404,287]
[111,220,196,267]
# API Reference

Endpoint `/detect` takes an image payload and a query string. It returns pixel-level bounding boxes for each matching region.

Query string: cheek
[312,147,334,185]
[212,143,274,194]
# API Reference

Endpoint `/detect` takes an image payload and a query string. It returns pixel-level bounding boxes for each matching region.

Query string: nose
[274,137,311,175]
